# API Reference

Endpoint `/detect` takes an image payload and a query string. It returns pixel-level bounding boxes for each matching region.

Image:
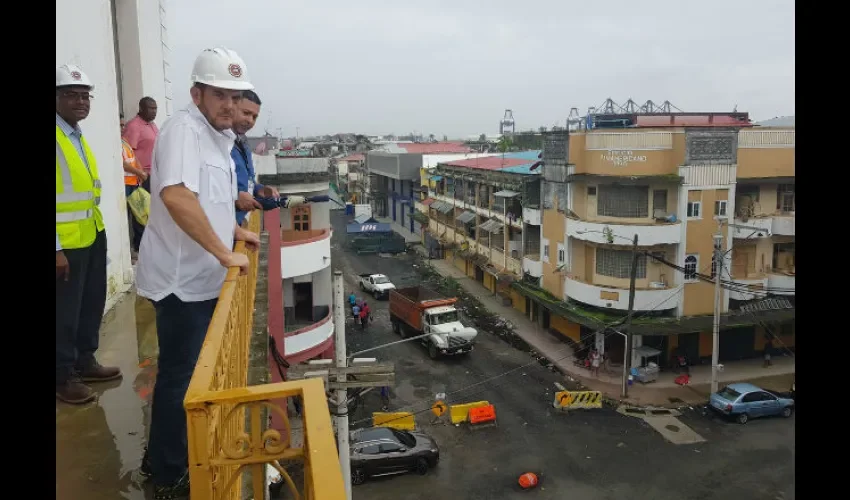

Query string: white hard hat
[56,64,94,90]
[190,47,254,91]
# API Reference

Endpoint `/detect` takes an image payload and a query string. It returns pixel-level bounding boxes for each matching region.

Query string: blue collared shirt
[56,113,90,251]
[232,135,264,225]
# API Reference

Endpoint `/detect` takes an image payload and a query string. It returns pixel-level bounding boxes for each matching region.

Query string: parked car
[350,427,440,485]
[707,382,795,424]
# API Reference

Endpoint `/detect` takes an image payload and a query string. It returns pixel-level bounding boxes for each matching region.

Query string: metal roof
[421,198,436,206]
[430,200,454,214]
[479,219,504,234]
[456,211,476,224]
[353,214,376,224]
[441,150,543,175]
[493,189,520,198]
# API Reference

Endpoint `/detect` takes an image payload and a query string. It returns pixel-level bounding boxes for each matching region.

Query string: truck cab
[421,306,477,359]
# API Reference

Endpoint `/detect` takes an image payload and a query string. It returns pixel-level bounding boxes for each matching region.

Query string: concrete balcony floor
[56,292,156,500]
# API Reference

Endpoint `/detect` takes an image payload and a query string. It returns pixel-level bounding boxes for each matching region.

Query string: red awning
[422,198,436,206]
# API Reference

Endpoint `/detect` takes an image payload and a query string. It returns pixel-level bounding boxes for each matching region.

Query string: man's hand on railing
[219,251,250,275]
[235,226,260,251]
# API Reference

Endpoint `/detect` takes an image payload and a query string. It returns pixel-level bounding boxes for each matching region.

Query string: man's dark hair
[243,90,262,106]
[139,96,156,108]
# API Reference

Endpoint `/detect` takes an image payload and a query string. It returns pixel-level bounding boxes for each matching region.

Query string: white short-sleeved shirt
[136,104,237,303]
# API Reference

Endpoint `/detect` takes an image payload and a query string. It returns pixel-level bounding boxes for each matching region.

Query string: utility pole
[623,233,639,398]
[287,270,395,500]
[332,270,351,500]
[711,231,723,394]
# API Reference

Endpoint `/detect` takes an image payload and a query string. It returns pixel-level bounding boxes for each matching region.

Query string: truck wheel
[391,319,400,335]
[359,283,365,291]
[428,343,439,359]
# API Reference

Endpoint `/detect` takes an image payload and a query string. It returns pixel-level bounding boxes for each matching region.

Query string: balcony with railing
[185,213,345,500]
[280,228,332,279]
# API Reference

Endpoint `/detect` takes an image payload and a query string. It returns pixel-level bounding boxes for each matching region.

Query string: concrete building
[57,0,171,311]
[421,151,543,285]
[366,142,479,237]
[421,114,795,369]
[528,119,794,367]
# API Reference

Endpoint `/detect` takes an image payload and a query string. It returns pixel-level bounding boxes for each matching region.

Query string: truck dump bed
[389,286,458,331]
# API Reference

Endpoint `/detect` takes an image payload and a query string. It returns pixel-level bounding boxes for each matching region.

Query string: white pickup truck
[358,273,396,299]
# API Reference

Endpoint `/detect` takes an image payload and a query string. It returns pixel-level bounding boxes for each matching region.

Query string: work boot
[56,378,96,404]
[78,361,123,383]
[154,471,190,500]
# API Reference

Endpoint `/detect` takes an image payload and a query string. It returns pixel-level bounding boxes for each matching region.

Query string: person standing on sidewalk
[121,114,148,258]
[232,89,279,225]
[135,47,259,499]
[123,96,159,193]
[56,64,123,405]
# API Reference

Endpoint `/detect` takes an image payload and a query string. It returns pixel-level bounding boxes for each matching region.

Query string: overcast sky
[167,0,794,138]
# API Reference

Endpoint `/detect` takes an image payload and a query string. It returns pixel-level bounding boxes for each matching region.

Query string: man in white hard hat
[56,64,122,405]
[135,47,260,498]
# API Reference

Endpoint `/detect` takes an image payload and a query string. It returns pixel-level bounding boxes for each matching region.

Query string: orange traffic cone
[518,472,539,490]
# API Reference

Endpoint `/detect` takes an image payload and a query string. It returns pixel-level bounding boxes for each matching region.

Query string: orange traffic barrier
[469,404,496,424]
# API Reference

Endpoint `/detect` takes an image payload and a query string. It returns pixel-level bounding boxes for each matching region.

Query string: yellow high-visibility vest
[56,125,104,249]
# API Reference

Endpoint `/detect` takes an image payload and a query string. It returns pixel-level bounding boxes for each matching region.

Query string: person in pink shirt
[123,96,159,192]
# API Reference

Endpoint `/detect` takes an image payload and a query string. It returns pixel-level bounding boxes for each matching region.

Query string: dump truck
[389,286,477,359]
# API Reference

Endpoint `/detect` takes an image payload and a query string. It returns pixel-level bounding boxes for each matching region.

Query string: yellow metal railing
[184,213,345,500]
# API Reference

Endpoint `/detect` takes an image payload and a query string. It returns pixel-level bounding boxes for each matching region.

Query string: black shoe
[140,447,152,479]
[154,472,190,500]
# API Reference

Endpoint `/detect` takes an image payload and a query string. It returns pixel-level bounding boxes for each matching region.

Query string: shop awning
[421,197,436,206]
[431,200,454,214]
[494,189,520,198]
[479,219,504,234]
[456,211,477,224]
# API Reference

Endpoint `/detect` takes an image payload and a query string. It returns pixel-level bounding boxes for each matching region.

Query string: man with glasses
[55,64,122,405]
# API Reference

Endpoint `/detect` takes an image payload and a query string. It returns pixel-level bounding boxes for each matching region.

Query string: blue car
[708,382,795,424]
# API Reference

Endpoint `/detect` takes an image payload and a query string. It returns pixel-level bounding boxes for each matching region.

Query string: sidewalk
[375,216,421,243]
[419,252,796,408]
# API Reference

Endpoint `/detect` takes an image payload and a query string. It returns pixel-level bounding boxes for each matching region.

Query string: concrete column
[114,0,171,123]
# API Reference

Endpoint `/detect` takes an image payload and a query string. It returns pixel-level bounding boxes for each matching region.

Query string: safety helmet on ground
[56,64,94,90]
[190,47,254,91]
[518,472,539,489]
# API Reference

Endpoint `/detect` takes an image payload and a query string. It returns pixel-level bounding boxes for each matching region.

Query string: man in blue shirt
[232,90,278,225]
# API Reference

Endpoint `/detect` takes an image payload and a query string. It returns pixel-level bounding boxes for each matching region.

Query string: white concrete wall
[115,0,172,122]
[252,153,277,176]
[57,0,170,311]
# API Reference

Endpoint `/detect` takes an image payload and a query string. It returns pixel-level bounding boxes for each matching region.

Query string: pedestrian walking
[56,64,122,405]
[348,291,356,307]
[135,47,259,499]
[352,302,361,323]
[380,386,390,411]
[359,302,371,331]
[763,337,773,368]
[590,348,601,377]
[123,96,159,193]
[232,89,278,225]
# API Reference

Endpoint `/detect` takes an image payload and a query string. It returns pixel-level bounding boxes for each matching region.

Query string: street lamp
[575,229,639,398]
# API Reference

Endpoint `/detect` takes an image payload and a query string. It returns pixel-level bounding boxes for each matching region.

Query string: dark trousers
[147,294,217,485]
[56,230,107,385]
[125,185,145,251]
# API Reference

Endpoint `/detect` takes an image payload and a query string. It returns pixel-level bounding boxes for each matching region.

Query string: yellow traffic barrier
[554,390,602,410]
[373,412,416,430]
[449,400,490,424]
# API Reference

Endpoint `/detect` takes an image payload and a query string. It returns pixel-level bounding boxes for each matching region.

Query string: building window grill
[597,185,649,218]
[595,248,647,279]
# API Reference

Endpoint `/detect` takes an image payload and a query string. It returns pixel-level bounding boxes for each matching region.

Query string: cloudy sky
[167,0,794,138]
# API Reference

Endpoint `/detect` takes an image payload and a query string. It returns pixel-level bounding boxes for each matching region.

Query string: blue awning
[346,223,393,234]
[430,175,443,181]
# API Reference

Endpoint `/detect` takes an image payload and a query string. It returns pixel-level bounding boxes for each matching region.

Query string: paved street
[331,212,795,500]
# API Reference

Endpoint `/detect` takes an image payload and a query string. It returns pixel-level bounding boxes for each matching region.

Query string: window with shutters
[292,206,311,232]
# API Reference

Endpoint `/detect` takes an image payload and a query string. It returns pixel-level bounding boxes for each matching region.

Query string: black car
[350,427,440,485]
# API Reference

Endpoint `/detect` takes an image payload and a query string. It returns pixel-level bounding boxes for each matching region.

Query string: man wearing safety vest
[121,114,148,255]
[135,47,261,498]
[56,64,122,405]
